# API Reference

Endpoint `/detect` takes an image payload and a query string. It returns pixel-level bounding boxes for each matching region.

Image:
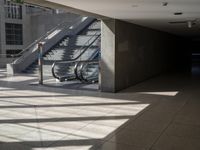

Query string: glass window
[6,49,22,58]
[5,23,23,45]
[4,0,22,19]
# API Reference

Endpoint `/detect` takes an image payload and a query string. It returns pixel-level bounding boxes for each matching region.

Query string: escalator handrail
[74,61,83,81]
[74,49,100,82]
[56,33,100,63]
[52,33,101,80]
[76,50,100,82]
[76,60,99,83]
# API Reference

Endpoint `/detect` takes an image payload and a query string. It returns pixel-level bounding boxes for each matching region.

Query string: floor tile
[123,119,168,133]
[0,143,31,150]
[0,124,35,139]
[17,129,68,147]
[43,134,103,150]
[0,72,200,150]
[74,124,116,139]
[152,135,200,150]
[164,123,200,139]
[108,129,159,149]
[95,141,146,150]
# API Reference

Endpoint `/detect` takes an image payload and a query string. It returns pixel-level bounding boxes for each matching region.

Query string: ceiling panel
[44,0,200,37]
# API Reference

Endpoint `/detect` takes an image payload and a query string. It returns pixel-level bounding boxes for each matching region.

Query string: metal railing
[0,53,17,62]
[10,16,84,65]
[75,60,99,83]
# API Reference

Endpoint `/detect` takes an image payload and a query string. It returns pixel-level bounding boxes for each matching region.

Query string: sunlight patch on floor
[139,91,179,96]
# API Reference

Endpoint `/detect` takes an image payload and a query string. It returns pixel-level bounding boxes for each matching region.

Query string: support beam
[24,0,108,19]
[100,19,116,92]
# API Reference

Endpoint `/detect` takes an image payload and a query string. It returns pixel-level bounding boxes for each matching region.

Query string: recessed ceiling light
[174,12,183,15]
[188,21,192,28]
[162,2,168,6]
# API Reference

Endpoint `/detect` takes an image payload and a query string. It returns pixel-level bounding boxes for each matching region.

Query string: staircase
[23,20,101,77]
[7,16,96,75]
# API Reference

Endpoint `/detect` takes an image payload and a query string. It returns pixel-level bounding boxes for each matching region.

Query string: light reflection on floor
[0,71,200,150]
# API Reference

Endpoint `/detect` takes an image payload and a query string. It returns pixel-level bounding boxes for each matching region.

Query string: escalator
[74,50,100,83]
[75,59,99,83]
[52,32,101,83]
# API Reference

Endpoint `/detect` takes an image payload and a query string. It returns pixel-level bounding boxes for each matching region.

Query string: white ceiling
[37,0,200,37]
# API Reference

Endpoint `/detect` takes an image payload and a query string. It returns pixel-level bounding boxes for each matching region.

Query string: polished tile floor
[0,69,200,150]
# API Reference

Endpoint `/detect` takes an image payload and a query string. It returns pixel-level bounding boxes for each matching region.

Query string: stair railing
[6,16,96,75]
[12,16,84,65]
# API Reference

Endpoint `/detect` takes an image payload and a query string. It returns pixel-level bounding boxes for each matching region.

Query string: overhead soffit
[29,0,200,37]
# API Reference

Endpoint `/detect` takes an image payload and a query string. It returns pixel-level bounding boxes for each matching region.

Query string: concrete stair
[23,20,101,78]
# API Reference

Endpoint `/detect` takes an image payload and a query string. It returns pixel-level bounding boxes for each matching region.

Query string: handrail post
[38,42,43,85]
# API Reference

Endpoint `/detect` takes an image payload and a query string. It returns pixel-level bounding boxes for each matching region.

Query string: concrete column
[100,19,116,92]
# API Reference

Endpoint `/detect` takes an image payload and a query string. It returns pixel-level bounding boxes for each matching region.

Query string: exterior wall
[0,0,79,67]
[0,0,3,55]
[0,0,9,67]
[28,13,79,44]
[101,19,190,92]
[3,3,25,57]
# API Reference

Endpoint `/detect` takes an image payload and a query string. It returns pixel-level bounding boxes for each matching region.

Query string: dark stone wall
[114,20,190,91]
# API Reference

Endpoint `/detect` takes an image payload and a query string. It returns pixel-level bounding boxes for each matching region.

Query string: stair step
[24,20,101,80]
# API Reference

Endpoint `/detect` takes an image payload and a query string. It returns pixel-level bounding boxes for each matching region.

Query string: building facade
[0,0,78,67]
